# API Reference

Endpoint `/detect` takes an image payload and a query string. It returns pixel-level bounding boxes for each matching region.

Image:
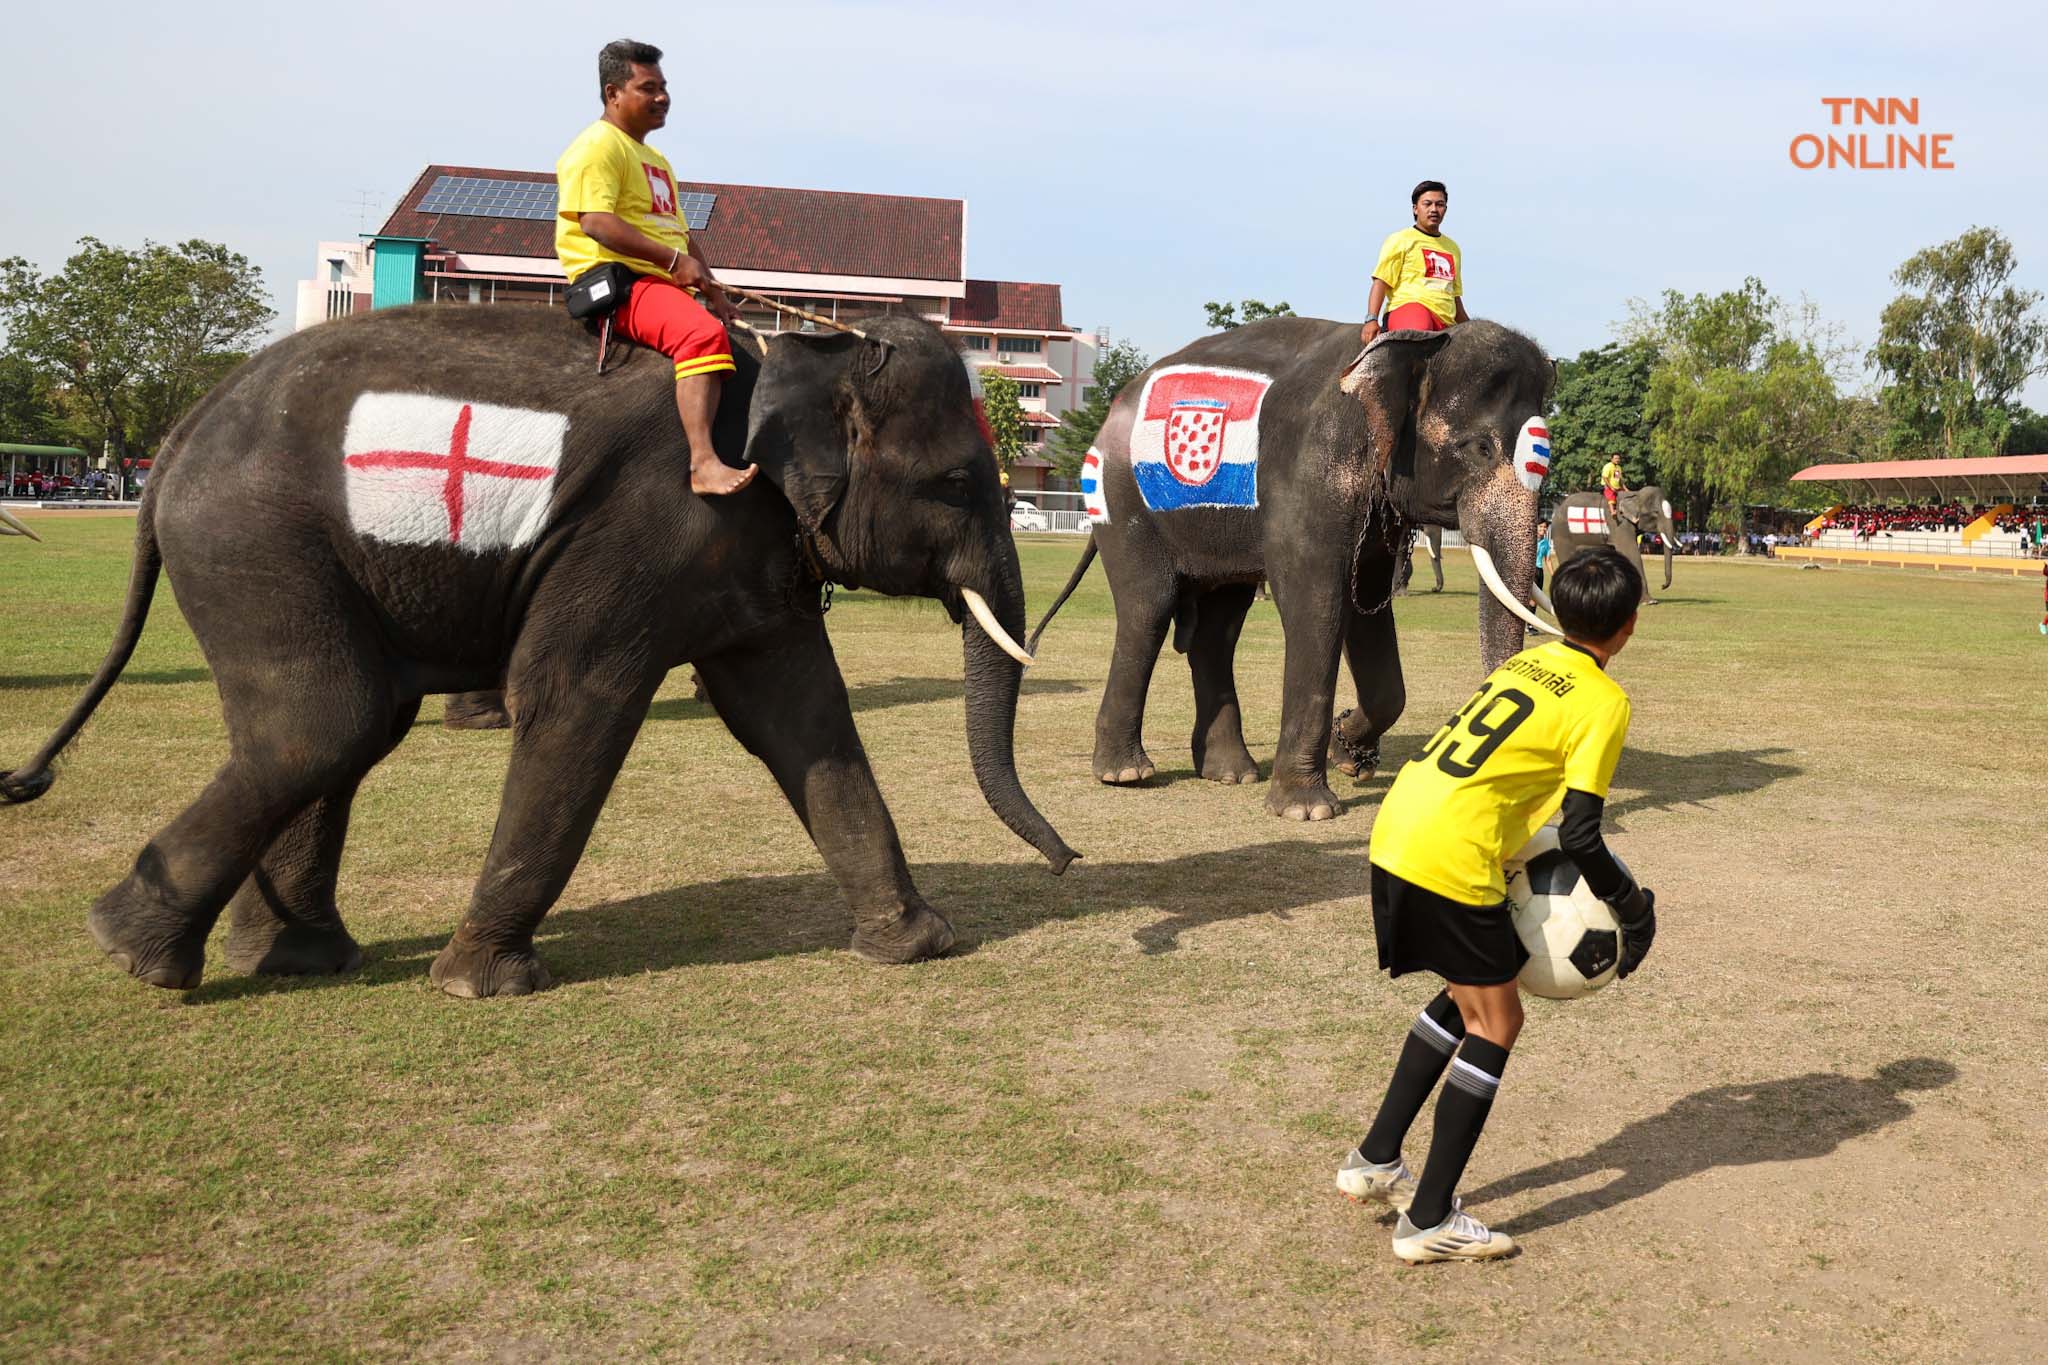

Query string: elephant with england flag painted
[1549,486,1676,605]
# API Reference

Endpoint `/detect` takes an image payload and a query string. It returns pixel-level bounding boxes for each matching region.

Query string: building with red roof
[295,165,1103,490]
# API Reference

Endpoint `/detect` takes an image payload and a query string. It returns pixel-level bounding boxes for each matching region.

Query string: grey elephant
[1,306,1076,997]
[1031,318,1558,821]
[1393,524,1444,595]
[1548,486,1674,604]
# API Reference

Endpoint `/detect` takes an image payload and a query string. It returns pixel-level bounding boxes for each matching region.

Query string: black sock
[1360,991,1466,1164]
[1408,1036,1510,1229]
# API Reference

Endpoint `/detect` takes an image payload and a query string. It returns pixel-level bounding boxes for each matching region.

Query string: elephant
[0,304,1077,997]
[1393,524,1444,595]
[1549,486,1674,604]
[1030,318,1558,821]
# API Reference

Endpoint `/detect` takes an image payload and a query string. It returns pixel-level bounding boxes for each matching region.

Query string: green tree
[0,352,72,446]
[1203,299,1294,330]
[1543,340,1656,500]
[1869,226,2046,457]
[1051,339,1149,478]
[979,368,1026,473]
[1633,278,1840,524]
[0,236,273,460]
[2002,405,2048,455]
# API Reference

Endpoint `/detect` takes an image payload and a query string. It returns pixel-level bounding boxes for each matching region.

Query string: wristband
[668,247,681,275]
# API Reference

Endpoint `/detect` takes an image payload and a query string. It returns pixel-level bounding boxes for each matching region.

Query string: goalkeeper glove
[1609,885,1657,979]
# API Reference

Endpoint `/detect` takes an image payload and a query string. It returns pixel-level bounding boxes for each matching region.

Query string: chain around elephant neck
[1350,499,1411,617]
[789,529,835,616]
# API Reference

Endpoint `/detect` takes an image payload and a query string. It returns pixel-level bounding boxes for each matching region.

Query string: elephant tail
[1,493,164,804]
[1025,532,1097,656]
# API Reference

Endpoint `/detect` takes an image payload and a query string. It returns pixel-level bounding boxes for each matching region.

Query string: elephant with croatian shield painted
[1,305,1076,997]
[1549,485,1675,604]
[1029,317,1559,822]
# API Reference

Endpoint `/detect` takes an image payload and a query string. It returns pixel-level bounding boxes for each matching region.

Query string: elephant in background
[1393,524,1444,595]
[1031,318,1558,822]
[1549,486,1674,603]
[3,305,1075,997]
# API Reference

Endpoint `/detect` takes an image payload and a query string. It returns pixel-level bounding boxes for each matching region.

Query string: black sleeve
[1557,789,1631,902]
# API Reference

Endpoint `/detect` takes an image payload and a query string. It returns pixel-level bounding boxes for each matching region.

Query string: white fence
[1815,527,2034,558]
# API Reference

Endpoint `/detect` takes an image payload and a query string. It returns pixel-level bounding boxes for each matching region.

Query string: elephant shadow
[1337,738,1800,833]
[1,667,211,692]
[645,673,1086,722]
[1464,1058,1957,1236]
[183,837,1374,1002]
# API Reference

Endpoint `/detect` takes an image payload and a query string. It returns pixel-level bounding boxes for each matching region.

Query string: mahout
[1,305,1076,996]
[1032,318,1557,820]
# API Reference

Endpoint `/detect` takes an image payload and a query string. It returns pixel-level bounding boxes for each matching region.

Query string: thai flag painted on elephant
[1515,415,1551,492]
[1128,365,1273,512]
[1081,446,1109,523]
[342,393,569,552]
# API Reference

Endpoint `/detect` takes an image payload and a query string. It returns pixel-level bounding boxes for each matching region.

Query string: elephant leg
[695,622,953,964]
[222,699,421,976]
[442,689,510,730]
[1187,584,1260,784]
[1430,536,1444,592]
[1092,560,1176,785]
[88,624,402,990]
[428,660,660,999]
[1330,603,1405,781]
[1263,568,1351,822]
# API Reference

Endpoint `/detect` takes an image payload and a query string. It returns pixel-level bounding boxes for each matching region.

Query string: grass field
[3,513,2045,1361]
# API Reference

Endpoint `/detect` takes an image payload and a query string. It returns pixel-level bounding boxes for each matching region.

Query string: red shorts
[1386,302,1449,332]
[617,275,734,380]
[1604,487,1619,504]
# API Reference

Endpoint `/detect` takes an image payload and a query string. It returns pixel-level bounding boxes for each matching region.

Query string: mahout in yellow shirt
[1372,227,1463,326]
[554,120,691,284]
[1369,639,1630,905]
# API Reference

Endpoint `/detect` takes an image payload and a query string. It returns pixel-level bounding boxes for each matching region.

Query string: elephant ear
[742,330,875,532]
[1339,331,1454,485]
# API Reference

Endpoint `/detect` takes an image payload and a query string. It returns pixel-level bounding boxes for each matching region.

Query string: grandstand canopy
[1791,454,2048,502]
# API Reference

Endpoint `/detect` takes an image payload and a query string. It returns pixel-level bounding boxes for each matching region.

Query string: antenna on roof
[347,188,380,233]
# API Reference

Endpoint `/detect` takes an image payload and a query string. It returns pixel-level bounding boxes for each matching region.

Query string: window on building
[961,334,990,350]
[999,336,1043,354]
[1019,383,1042,399]
[1080,387,1098,405]
[327,259,345,283]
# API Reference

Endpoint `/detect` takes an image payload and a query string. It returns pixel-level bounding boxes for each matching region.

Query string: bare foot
[691,460,758,496]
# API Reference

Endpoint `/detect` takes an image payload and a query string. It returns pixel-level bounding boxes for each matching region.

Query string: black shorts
[1370,865,1526,986]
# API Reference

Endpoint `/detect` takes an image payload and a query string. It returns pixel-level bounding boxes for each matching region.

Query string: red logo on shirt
[1421,248,1456,281]
[642,164,677,218]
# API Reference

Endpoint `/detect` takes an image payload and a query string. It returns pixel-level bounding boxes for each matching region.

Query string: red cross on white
[342,393,568,551]
[1567,505,1606,536]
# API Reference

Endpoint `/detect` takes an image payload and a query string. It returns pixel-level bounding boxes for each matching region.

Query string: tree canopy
[0,237,273,459]
[978,368,1026,473]
[1203,299,1293,330]
[1543,340,1656,500]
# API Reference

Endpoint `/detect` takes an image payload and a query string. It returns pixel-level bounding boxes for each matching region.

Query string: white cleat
[1335,1149,1416,1212]
[1391,1200,1517,1264]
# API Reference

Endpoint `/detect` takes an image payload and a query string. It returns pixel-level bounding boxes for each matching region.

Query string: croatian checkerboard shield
[1127,365,1273,512]
[342,393,570,552]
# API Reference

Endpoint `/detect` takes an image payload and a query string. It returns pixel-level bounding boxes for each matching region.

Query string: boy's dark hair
[1411,179,1447,205]
[1550,547,1640,641]
[599,39,663,98]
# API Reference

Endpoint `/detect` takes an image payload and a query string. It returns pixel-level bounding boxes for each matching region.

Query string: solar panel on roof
[415,174,718,229]
[676,191,717,230]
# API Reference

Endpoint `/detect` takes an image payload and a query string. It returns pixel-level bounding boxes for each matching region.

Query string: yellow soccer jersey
[554,120,691,284]
[1603,457,1625,492]
[1370,640,1631,905]
[1372,227,1463,326]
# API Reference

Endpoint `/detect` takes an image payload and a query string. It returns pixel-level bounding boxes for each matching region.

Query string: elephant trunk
[1461,463,1555,673]
[959,553,1079,874]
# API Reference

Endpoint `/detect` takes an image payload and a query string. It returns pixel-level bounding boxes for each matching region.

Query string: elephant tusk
[961,588,1034,668]
[0,506,41,541]
[1532,583,1559,618]
[1470,545,1563,636]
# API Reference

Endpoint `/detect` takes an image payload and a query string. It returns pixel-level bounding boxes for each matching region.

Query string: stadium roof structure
[1791,454,2048,502]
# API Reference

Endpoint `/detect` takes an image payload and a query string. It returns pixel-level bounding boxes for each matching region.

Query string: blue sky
[5,0,2045,401]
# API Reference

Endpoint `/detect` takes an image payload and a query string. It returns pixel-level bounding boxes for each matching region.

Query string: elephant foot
[223,914,363,977]
[442,691,511,730]
[1329,710,1382,781]
[87,891,206,990]
[1094,748,1157,785]
[1196,747,1261,785]
[1266,780,1343,823]
[429,935,554,999]
[1642,597,1661,606]
[851,901,956,964]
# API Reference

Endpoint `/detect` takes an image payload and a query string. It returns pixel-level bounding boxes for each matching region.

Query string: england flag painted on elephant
[342,393,570,552]
[1128,365,1273,512]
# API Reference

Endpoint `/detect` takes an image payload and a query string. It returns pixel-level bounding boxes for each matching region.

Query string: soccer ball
[1503,821,1628,1000]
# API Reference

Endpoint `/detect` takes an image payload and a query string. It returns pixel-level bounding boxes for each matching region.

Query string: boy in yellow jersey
[1337,547,1658,1263]
[1357,180,1468,348]
[556,40,754,497]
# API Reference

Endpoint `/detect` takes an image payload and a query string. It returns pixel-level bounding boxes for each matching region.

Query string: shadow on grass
[647,673,1086,722]
[0,668,211,691]
[181,836,1373,1003]
[1465,1058,1957,1236]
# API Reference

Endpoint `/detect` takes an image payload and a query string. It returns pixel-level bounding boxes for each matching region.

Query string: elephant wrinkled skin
[1,305,1076,996]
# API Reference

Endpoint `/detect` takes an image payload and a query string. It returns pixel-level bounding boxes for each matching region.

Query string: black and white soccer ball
[1504,821,1628,1000]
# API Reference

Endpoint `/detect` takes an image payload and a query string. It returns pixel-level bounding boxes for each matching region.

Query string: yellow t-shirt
[1372,227,1463,326]
[554,120,691,284]
[1369,640,1630,905]
[1603,458,1625,492]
